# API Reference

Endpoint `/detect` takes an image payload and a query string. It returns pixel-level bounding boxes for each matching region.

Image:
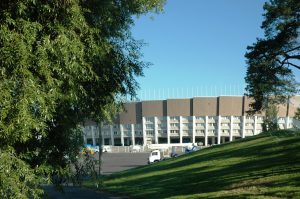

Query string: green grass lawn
[85,130,300,199]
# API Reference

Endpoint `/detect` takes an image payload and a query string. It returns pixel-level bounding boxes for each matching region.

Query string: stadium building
[83,96,300,147]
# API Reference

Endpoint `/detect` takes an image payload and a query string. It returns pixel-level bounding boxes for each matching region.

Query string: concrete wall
[117,96,299,121]
[219,96,243,116]
[193,97,218,116]
[278,103,288,117]
[119,102,138,124]
[142,100,166,117]
[288,96,300,117]
[167,99,192,116]
[243,96,265,116]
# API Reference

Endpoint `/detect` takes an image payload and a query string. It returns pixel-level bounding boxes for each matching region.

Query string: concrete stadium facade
[83,96,300,147]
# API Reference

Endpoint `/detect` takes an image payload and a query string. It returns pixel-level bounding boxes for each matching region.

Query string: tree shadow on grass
[103,132,300,198]
[108,134,300,178]
[105,154,300,198]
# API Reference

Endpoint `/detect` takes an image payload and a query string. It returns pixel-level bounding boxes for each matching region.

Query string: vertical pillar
[142,117,147,146]
[91,126,96,146]
[101,126,104,145]
[101,128,104,146]
[192,116,196,144]
[110,125,114,146]
[179,116,183,144]
[205,116,208,146]
[217,116,221,144]
[154,117,158,144]
[131,124,135,146]
[167,116,170,145]
[242,116,246,138]
[285,116,290,129]
[254,116,257,135]
[230,116,233,142]
[120,124,124,146]
[97,124,103,146]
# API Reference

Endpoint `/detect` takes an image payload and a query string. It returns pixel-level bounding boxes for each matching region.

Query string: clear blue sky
[131,0,267,100]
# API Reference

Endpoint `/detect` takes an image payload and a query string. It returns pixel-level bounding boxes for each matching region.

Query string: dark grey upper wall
[117,96,298,123]
[219,96,243,116]
[193,97,218,116]
[243,96,265,116]
[119,102,138,124]
[167,99,192,116]
[142,100,166,117]
[288,96,300,117]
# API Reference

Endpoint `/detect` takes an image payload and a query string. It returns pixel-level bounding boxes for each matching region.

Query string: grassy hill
[90,130,300,198]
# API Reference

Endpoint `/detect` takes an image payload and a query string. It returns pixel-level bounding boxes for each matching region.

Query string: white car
[102,146,112,153]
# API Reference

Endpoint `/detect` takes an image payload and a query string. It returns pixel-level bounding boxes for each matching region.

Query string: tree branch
[275,52,300,70]
[283,45,300,54]
[287,62,300,70]
[285,54,300,60]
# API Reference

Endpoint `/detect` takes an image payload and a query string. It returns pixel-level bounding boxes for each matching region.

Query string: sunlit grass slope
[102,130,300,198]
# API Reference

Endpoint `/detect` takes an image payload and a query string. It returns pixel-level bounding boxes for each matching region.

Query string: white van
[148,149,170,164]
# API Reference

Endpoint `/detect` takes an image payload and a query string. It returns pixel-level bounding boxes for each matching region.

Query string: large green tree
[0,0,165,197]
[245,0,299,113]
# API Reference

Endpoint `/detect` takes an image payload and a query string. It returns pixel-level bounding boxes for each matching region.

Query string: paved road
[100,152,149,175]
[43,152,149,198]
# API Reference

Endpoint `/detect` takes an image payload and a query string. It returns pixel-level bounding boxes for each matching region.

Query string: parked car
[102,145,112,153]
[184,145,199,154]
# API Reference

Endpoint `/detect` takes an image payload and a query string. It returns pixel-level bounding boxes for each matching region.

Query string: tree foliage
[245,0,300,113]
[0,149,44,199]
[0,0,165,197]
[262,104,279,132]
[294,107,300,120]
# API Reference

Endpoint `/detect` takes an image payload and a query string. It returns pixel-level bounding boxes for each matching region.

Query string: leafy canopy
[0,0,165,197]
[294,107,300,120]
[245,0,300,113]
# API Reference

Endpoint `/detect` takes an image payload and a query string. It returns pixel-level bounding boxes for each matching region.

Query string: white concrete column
[230,116,233,142]
[242,116,246,138]
[110,125,114,146]
[254,116,257,135]
[285,116,290,129]
[192,116,196,144]
[205,116,208,146]
[91,126,96,146]
[179,116,183,144]
[154,117,158,144]
[120,124,124,146]
[100,126,104,146]
[142,117,147,146]
[167,116,170,145]
[217,116,221,144]
[131,124,135,146]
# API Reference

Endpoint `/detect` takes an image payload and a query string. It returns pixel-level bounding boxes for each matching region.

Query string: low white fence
[107,144,207,154]
[109,146,149,153]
